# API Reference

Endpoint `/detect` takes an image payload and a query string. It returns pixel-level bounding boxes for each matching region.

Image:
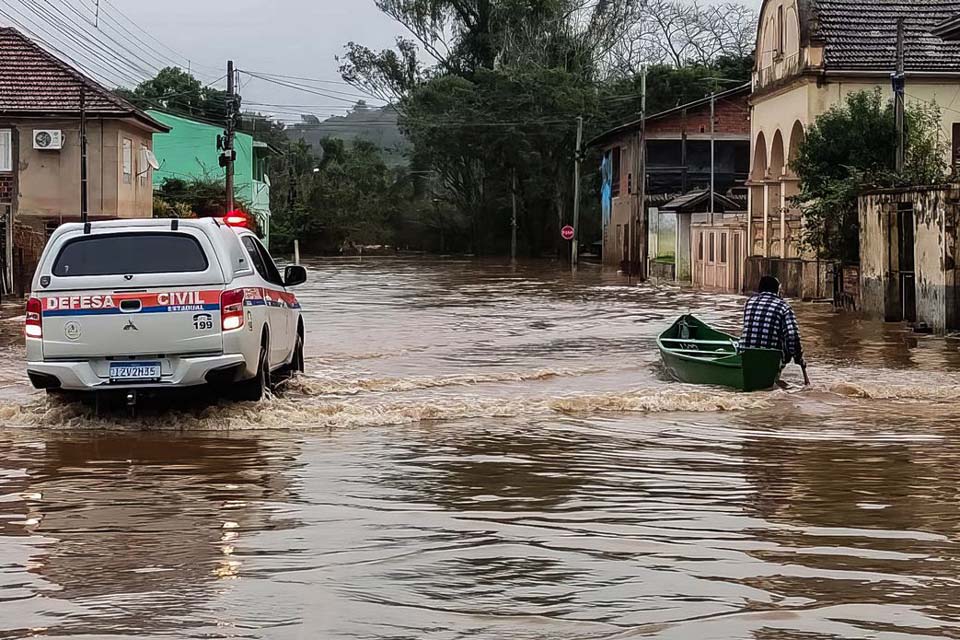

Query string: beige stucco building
[0,27,168,294]
[749,0,960,297]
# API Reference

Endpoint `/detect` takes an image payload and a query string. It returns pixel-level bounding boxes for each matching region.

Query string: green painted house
[148,110,272,244]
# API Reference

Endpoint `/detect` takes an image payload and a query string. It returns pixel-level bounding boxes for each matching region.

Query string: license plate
[109,362,161,382]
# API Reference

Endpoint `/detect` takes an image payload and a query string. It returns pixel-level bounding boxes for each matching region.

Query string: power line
[13,0,157,84]
[39,0,162,76]
[0,2,145,87]
[238,69,363,88]
[89,2,213,79]
[241,70,382,105]
[97,0,220,76]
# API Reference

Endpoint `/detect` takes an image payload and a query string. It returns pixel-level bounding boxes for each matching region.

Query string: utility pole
[94,0,99,27]
[638,68,647,280]
[511,168,518,264]
[225,60,237,212]
[572,115,583,267]
[894,17,906,174]
[710,90,716,225]
[80,86,88,224]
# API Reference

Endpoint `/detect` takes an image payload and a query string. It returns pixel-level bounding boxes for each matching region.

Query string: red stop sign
[561,225,575,241]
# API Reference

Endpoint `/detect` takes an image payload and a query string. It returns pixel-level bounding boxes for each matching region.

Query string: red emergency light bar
[223,210,249,227]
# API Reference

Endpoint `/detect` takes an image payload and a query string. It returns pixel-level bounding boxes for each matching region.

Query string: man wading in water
[741,275,810,386]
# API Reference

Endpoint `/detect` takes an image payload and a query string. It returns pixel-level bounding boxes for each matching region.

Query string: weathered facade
[750,0,960,299]
[859,186,960,333]
[0,27,168,294]
[589,85,750,272]
[650,190,746,289]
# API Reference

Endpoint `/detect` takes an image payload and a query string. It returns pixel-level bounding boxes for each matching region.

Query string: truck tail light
[25,297,42,338]
[220,289,245,331]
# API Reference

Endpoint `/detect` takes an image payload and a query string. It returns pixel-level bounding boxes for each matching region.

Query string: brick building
[0,27,169,295]
[588,84,750,274]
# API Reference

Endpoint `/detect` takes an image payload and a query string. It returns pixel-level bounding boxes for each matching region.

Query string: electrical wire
[40,0,162,77]
[241,70,383,105]
[238,69,368,88]
[17,0,156,80]
[96,0,220,76]
[0,2,145,87]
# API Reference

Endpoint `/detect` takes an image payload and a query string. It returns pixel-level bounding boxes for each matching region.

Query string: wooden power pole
[638,68,647,279]
[894,17,906,174]
[572,115,583,267]
[511,168,518,264]
[225,60,237,211]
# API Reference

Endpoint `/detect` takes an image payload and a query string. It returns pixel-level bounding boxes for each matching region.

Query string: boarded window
[0,129,10,172]
[53,233,208,276]
[122,138,133,184]
[720,232,728,263]
[611,147,621,197]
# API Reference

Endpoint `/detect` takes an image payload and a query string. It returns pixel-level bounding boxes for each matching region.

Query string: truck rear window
[52,233,209,277]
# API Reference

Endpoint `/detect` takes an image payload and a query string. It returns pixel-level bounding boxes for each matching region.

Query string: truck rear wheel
[236,343,270,402]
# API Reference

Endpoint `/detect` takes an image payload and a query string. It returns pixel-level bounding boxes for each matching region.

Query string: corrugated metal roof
[0,27,167,131]
[660,190,743,212]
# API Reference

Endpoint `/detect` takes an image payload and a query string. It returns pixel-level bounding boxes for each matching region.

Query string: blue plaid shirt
[741,292,804,364]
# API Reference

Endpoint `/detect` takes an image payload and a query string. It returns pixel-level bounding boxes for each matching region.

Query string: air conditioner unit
[33,130,63,150]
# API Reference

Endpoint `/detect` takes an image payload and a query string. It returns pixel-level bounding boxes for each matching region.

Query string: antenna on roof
[80,86,88,226]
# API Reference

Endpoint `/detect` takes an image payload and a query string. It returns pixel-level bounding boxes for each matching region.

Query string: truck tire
[292,332,305,374]
[236,343,270,402]
[278,329,304,380]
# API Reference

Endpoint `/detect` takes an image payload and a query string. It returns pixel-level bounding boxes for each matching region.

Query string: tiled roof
[0,27,167,130]
[813,0,960,71]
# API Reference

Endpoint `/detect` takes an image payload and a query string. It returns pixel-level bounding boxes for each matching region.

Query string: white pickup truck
[25,217,306,402]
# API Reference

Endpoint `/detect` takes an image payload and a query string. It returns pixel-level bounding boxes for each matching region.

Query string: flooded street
[2,257,960,639]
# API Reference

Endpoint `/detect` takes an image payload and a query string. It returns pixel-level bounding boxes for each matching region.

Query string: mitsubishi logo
[123,319,139,331]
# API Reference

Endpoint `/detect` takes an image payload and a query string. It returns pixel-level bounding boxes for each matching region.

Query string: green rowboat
[657,315,783,392]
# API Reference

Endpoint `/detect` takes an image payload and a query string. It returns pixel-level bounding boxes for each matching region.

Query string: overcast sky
[103,0,405,121]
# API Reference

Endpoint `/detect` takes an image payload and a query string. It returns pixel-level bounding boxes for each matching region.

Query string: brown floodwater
[1,257,960,639]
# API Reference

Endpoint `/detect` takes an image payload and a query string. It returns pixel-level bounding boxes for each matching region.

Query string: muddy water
[2,257,960,639]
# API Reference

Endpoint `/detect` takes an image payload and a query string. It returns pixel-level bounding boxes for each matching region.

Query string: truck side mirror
[283,265,307,287]
[284,265,307,287]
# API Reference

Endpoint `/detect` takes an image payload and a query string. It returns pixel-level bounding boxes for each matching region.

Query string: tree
[154,177,252,219]
[608,0,757,75]
[792,90,948,261]
[270,139,417,253]
[340,0,757,257]
[117,67,227,121]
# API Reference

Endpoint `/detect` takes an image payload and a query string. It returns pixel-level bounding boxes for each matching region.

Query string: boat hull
[657,315,783,392]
